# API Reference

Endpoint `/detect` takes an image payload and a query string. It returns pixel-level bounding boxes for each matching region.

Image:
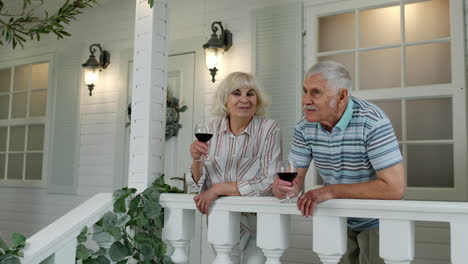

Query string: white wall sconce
[82,43,110,96]
[202,21,232,83]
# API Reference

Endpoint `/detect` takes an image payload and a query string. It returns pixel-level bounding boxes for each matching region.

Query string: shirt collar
[334,97,354,130]
[220,116,258,136]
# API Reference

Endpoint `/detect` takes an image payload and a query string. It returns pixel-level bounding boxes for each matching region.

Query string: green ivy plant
[0,177,182,264]
[166,88,188,140]
[76,176,183,264]
[0,0,156,49]
[0,233,26,264]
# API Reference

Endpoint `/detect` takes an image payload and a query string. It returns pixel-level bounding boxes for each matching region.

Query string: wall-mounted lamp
[82,43,110,96]
[202,21,232,83]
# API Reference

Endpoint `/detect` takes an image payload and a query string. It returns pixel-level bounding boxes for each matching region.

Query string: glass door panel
[405,0,450,42]
[407,144,453,187]
[319,12,355,52]
[406,98,452,140]
[359,5,400,48]
[359,48,401,90]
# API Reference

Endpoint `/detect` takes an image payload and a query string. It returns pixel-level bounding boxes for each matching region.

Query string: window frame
[304,0,467,201]
[0,54,55,188]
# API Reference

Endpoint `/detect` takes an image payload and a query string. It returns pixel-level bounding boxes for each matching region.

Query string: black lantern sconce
[82,43,110,96]
[202,21,232,83]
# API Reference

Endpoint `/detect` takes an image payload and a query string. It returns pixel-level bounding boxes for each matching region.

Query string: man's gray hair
[305,61,352,93]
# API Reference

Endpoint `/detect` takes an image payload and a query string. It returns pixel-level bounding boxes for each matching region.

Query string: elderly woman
[185,72,282,263]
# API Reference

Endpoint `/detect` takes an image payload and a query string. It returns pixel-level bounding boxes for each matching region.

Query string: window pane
[9,126,25,151]
[319,53,356,90]
[7,153,23,180]
[406,98,452,140]
[319,12,355,52]
[0,154,4,179]
[25,153,42,180]
[14,65,30,91]
[32,63,48,90]
[407,144,453,187]
[372,100,402,140]
[27,124,44,151]
[0,95,9,120]
[406,42,451,86]
[12,92,27,118]
[360,5,400,48]
[0,127,6,151]
[0,68,11,93]
[30,91,47,117]
[359,48,400,90]
[405,0,450,42]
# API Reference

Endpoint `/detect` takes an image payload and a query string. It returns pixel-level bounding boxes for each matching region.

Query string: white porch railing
[21,193,113,264]
[160,193,468,264]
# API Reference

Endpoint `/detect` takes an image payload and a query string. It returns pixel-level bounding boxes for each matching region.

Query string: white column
[208,211,240,264]
[450,218,468,264]
[52,238,77,263]
[380,219,414,264]
[162,208,196,264]
[313,216,347,264]
[130,0,168,191]
[257,213,289,264]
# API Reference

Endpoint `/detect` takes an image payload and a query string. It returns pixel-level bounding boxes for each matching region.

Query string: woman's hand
[190,140,209,161]
[193,186,219,215]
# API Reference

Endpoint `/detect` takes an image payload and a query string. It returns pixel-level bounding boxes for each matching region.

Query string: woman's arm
[237,125,282,196]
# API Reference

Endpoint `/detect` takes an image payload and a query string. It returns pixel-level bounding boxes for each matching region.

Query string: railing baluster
[313,216,346,264]
[162,208,195,264]
[208,211,240,264]
[380,219,415,264]
[52,238,77,263]
[257,213,289,264]
[92,225,115,255]
[450,217,468,264]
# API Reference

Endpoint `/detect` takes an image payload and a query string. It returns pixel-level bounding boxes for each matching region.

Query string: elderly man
[273,61,405,264]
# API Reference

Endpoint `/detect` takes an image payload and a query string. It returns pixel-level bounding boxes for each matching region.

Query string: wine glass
[194,121,213,160]
[277,160,298,203]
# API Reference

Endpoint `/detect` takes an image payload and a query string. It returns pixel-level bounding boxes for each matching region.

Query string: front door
[164,52,195,189]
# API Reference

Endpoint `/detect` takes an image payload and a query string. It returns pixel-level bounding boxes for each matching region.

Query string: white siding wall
[0,0,135,242]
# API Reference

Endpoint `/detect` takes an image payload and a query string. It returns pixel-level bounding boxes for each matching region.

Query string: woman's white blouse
[185,115,282,195]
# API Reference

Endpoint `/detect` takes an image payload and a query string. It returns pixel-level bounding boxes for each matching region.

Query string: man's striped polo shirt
[289,96,402,231]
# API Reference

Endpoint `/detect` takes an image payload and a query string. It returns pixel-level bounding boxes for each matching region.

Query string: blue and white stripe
[289,96,402,231]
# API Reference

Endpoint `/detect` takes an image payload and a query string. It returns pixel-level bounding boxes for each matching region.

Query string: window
[0,62,49,186]
[305,0,466,200]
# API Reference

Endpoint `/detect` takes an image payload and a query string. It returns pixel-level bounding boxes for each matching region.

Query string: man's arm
[297,162,405,216]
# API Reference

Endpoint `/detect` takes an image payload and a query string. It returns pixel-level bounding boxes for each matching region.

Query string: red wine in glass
[278,160,298,203]
[195,133,213,142]
[194,122,213,160]
[278,172,298,182]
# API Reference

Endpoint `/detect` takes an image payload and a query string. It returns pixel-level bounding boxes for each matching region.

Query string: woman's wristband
[192,157,203,162]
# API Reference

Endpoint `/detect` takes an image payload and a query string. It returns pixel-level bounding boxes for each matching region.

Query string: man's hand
[272,177,301,199]
[297,186,334,217]
[193,187,219,215]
